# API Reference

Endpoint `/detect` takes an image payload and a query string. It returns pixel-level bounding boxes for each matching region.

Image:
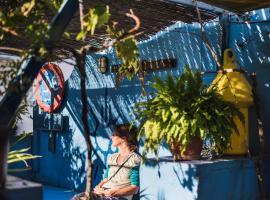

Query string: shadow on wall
[58,121,87,190]
[230,20,270,72]
[62,20,223,190]
[140,159,198,200]
[29,19,223,191]
[66,70,148,189]
[173,164,197,192]
[24,8,270,198]
[28,113,87,190]
[229,15,270,199]
[138,21,222,75]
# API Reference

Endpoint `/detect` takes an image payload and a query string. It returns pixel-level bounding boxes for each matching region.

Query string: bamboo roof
[1,0,218,56]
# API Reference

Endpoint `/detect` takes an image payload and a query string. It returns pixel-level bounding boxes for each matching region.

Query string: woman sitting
[87,124,141,200]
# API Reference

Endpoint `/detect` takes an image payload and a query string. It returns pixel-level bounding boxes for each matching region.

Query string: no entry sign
[35,63,65,113]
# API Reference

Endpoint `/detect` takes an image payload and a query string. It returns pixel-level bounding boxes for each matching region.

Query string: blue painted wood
[228,10,270,198]
[33,112,64,131]
[140,158,259,200]
[43,185,76,200]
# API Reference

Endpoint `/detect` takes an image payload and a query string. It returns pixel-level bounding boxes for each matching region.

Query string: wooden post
[0,127,10,189]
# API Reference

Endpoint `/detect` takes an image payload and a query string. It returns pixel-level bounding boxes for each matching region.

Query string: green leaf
[171,110,179,121]
[8,166,32,173]
[8,155,41,164]
[84,4,110,36]
[51,0,63,10]
[76,30,86,41]
[8,148,31,155]
[21,0,35,17]
[162,110,170,122]
[115,37,139,80]
[63,31,71,39]
[191,119,197,134]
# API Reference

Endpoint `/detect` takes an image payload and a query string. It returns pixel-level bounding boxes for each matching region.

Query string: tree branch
[195,1,222,69]
[0,47,24,55]
[0,26,20,38]
[79,0,85,40]
[126,9,140,34]
[103,9,141,49]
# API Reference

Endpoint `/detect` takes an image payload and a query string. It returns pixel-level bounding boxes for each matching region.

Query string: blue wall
[141,158,259,200]
[26,20,222,191]
[228,8,270,199]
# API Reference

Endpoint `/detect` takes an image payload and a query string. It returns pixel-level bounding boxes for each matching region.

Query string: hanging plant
[135,65,244,160]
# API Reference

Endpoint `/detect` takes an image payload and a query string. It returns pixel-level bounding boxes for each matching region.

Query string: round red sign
[35,63,65,113]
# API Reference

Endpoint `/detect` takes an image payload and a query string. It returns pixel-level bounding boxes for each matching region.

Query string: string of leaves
[76,4,139,84]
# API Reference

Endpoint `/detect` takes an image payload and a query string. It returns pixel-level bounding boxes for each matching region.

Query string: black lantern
[98,56,108,74]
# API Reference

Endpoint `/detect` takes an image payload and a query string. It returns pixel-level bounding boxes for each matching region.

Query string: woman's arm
[103,185,139,197]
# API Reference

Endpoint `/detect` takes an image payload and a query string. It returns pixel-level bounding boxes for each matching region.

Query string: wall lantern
[98,56,109,74]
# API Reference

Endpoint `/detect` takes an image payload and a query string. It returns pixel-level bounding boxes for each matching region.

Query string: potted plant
[135,66,244,160]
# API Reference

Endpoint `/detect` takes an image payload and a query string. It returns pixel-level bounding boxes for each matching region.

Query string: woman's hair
[114,124,138,152]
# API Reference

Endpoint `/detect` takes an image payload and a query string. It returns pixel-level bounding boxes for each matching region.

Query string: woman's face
[111,133,125,147]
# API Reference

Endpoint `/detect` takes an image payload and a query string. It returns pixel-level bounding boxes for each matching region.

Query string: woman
[74,124,141,200]
[94,124,141,200]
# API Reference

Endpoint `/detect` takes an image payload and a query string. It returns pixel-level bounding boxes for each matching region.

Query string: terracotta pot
[170,135,203,161]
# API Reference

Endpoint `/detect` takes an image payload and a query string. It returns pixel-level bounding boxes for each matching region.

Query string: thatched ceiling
[1,0,218,56]
[58,0,218,50]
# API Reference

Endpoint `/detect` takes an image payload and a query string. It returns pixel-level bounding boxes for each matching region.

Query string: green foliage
[8,132,41,173]
[0,0,62,56]
[75,3,139,82]
[76,4,110,40]
[21,0,36,17]
[10,103,29,128]
[104,20,139,82]
[0,60,21,95]
[49,0,63,11]
[135,66,244,157]
[1,1,139,87]
[115,37,139,80]
[8,148,40,164]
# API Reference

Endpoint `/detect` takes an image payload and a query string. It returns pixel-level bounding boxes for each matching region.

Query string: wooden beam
[111,58,177,73]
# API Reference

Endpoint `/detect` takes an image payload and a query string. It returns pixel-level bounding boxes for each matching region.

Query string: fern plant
[135,66,244,158]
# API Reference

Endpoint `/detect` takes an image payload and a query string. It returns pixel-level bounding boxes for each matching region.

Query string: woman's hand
[93,186,105,195]
[93,185,101,191]
[103,189,117,197]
